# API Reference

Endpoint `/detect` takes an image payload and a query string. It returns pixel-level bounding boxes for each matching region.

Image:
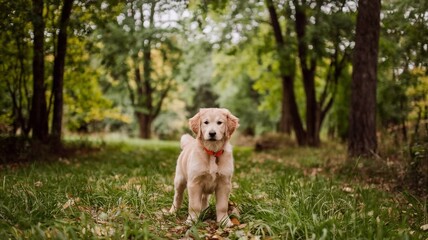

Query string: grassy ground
[0,139,427,239]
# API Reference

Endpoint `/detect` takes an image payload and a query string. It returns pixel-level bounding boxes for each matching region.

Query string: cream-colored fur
[169,108,239,227]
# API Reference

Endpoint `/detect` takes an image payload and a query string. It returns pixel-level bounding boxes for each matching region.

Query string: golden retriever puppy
[169,108,239,227]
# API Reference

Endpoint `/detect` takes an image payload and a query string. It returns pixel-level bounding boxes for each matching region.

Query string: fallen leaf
[58,158,71,165]
[233,230,246,238]
[342,186,354,193]
[211,234,223,239]
[421,224,428,231]
[34,181,43,187]
[98,212,108,221]
[231,217,240,226]
[163,184,173,192]
[62,199,74,209]
[238,223,247,229]
[93,226,101,236]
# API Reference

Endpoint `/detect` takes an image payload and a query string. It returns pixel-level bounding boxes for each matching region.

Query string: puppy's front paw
[219,218,233,228]
[185,216,196,226]
[169,206,177,214]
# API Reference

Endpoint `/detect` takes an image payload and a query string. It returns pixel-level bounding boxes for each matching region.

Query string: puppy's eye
[217,121,223,125]
[204,121,209,125]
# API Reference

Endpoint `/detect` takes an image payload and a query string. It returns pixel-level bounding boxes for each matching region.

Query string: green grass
[0,140,427,239]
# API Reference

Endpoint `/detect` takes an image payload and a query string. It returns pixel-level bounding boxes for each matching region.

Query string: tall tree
[51,0,74,144]
[348,0,381,157]
[0,0,33,136]
[265,0,306,144]
[293,0,318,145]
[30,0,49,141]
[100,0,182,139]
[265,0,353,146]
[292,0,353,146]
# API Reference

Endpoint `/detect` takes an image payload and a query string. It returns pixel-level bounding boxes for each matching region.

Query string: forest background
[0,0,427,185]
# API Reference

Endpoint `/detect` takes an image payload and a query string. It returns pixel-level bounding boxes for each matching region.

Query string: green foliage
[0,0,33,134]
[408,134,428,193]
[63,36,131,132]
[324,66,352,140]
[217,73,274,135]
[377,0,428,131]
[0,0,129,136]
[96,0,185,137]
[406,68,428,121]
[213,28,281,134]
[153,108,187,140]
[377,74,409,127]
[207,0,356,138]
[176,40,218,115]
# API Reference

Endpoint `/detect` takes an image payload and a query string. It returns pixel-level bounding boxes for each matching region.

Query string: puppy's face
[200,110,227,141]
[189,108,239,141]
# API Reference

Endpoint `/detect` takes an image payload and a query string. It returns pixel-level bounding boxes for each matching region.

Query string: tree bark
[134,56,153,139]
[136,112,152,139]
[30,0,48,142]
[278,80,292,135]
[348,0,381,157]
[283,75,307,145]
[51,0,73,145]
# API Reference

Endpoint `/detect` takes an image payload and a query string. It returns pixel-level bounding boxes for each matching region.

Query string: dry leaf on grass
[62,197,80,209]
[238,223,247,229]
[342,186,354,193]
[34,181,43,187]
[231,217,240,226]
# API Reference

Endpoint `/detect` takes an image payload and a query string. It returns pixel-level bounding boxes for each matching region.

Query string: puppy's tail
[180,134,194,150]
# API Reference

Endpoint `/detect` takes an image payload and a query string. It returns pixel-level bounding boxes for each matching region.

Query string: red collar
[203,146,224,157]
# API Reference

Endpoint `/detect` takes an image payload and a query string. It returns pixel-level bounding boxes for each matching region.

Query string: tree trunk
[278,80,292,135]
[294,3,319,147]
[136,112,152,139]
[30,0,48,142]
[400,99,407,142]
[283,75,307,145]
[265,0,306,145]
[133,48,154,139]
[133,1,156,139]
[302,69,318,146]
[143,47,153,115]
[51,0,73,145]
[424,106,428,136]
[348,0,381,158]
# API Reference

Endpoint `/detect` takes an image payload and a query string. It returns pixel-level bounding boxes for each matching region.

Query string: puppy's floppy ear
[188,111,201,138]
[222,109,239,138]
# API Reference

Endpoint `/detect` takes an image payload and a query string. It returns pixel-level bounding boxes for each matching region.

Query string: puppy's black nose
[209,131,216,137]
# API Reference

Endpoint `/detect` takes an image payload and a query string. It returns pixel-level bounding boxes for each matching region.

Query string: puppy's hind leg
[169,176,186,213]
